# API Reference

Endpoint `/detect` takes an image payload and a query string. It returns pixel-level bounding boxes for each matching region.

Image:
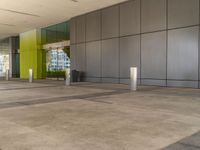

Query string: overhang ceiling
[0,0,128,39]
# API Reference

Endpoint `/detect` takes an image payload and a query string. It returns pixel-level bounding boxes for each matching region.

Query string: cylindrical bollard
[65,68,71,86]
[29,69,33,83]
[130,67,137,91]
[6,69,9,81]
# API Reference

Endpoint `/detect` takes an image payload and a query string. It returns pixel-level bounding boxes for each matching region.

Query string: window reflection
[46,49,70,71]
[0,54,9,77]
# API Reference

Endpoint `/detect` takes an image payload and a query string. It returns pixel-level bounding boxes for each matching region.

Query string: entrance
[43,41,70,80]
[46,48,70,79]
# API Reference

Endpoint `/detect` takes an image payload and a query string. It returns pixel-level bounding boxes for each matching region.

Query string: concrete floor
[0,80,200,150]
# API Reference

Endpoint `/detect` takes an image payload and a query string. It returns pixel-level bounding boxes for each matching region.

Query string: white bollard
[29,69,33,83]
[65,68,71,86]
[130,67,137,91]
[6,69,9,81]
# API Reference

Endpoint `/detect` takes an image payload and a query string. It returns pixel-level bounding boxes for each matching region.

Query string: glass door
[46,48,70,79]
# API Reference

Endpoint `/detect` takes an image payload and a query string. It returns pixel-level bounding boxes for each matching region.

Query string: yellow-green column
[20,29,46,79]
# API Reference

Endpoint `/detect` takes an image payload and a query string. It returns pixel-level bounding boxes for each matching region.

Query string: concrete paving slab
[0,80,200,150]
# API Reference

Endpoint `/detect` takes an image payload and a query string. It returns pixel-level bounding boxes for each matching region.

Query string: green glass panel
[41,21,70,44]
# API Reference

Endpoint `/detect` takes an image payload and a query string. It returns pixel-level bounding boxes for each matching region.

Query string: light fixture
[71,0,78,2]
[0,8,40,17]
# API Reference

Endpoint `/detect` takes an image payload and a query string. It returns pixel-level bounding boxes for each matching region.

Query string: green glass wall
[41,21,70,44]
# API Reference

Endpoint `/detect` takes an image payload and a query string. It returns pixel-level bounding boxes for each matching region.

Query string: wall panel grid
[70,0,200,88]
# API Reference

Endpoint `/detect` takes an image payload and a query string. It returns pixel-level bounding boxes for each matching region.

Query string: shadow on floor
[162,131,200,150]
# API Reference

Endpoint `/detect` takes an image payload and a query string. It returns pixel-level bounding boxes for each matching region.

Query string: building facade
[70,0,200,88]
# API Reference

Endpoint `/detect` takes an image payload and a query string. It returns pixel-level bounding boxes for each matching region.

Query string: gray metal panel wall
[168,0,199,29]
[167,27,199,81]
[102,5,119,39]
[120,35,140,79]
[86,11,101,42]
[102,38,119,78]
[85,77,101,83]
[70,18,76,44]
[76,43,86,72]
[141,0,166,33]
[76,16,86,43]
[141,31,167,86]
[86,41,101,77]
[101,78,119,84]
[141,31,166,79]
[69,0,200,88]
[167,81,198,88]
[141,79,166,86]
[120,0,140,36]
[70,44,76,70]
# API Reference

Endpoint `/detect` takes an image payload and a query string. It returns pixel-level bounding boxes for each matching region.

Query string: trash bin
[72,70,85,82]
[72,70,79,82]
